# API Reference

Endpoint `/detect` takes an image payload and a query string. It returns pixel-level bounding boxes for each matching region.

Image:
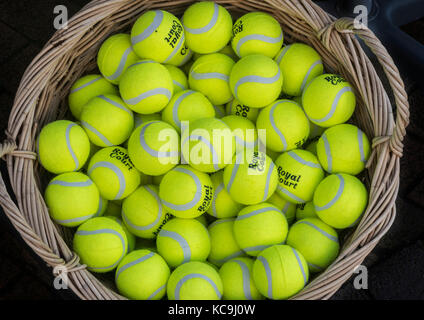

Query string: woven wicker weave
[0,0,409,300]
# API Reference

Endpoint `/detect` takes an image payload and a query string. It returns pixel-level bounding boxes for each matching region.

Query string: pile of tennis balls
[37,1,371,300]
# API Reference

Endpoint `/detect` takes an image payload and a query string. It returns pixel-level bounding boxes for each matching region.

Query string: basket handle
[319,17,410,156]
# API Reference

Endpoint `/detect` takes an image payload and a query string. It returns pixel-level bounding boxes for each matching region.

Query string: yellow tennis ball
[128,120,180,176]
[159,165,214,218]
[162,90,216,132]
[287,218,339,273]
[80,94,134,147]
[223,151,278,205]
[232,12,283,58]
[275,43,324,97]
[122,185,173,239]
[181,117,236,173]
[134,113,162,130]
[316,124,371,175]
[295,201,318,220]
[167,42,194,67]
[314,173,368,229]
[164,64,189,94]
[73,217,128,273]
[167,261,223,300]
[119,60,173,114]
[208,218,244,266]
[226,99,259,122]
[219,257,264,300]
[87,146,141,200]
[230,54,283,108]
[256,99,310,152]
[106,216,136,253]
[234,203,288,256]
[302,74,356,127]
[37,120,90,174]
[131,10,185,64]
[275,150,324,204]
[267,191,296,225]
[68,74,118,120]
[221,115,258,154]
[44,172,100,227]
[115,249,170,300]
[207,170,244,219]
[182,1,233,54]
[189,53,235,105]
[97,34,139,85]
[156,218,211,268]
[213,105,226,119]
[253,245,309,299]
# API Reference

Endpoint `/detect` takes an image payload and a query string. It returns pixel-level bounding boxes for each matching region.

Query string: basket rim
[0,0,410,300]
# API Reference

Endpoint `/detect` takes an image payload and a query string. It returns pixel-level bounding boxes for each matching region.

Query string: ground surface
[0,0,423,300]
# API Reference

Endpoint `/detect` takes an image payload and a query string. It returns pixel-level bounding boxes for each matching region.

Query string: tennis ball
[287,218,339,273]
[97,34,139,85]
[106,216,136,253]
[87,146,141,200]
[73,217,128,273]
[80,94,134,147]
[122,185,173,239]
[275,150,324,204]
[226,99,260,122]
[128,120,180,176]
[222,115,258,154]
[189,53,235,105]
[223,151,278,205]
[230,54,283,108]
[302,74,356,127]
[119,60,173,114]
[162,90,215,132]
[232,12,283,58]
[275,43,323,96]
[253,245,309,299]
[181,117,236,173]
[316,124,371,175]
[207,170,244,219]
[131,10,185,64]
[37,120,90,174]
[234,203,288,256]
[213,105,226,119]
[295,202,318,220]
[164,64,189,94]
[134,113,162,129]
[157,218,211,268]
[68,74,118,120]
[44,172,100,227]
[167,261,223,300]
[208,218,244,266]
[256,99,310,152]
[219,257,264,300]
[159,165,214,218]
[115,249,170,300]
[267,191,296,225]
[167,43,194,67]
[314,173,368,229]
[182,1,233,54]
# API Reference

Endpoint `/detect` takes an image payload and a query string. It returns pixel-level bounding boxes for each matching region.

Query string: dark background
[0,0,423,300]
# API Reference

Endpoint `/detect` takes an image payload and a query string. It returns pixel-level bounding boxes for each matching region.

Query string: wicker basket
[0,0,409,300]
